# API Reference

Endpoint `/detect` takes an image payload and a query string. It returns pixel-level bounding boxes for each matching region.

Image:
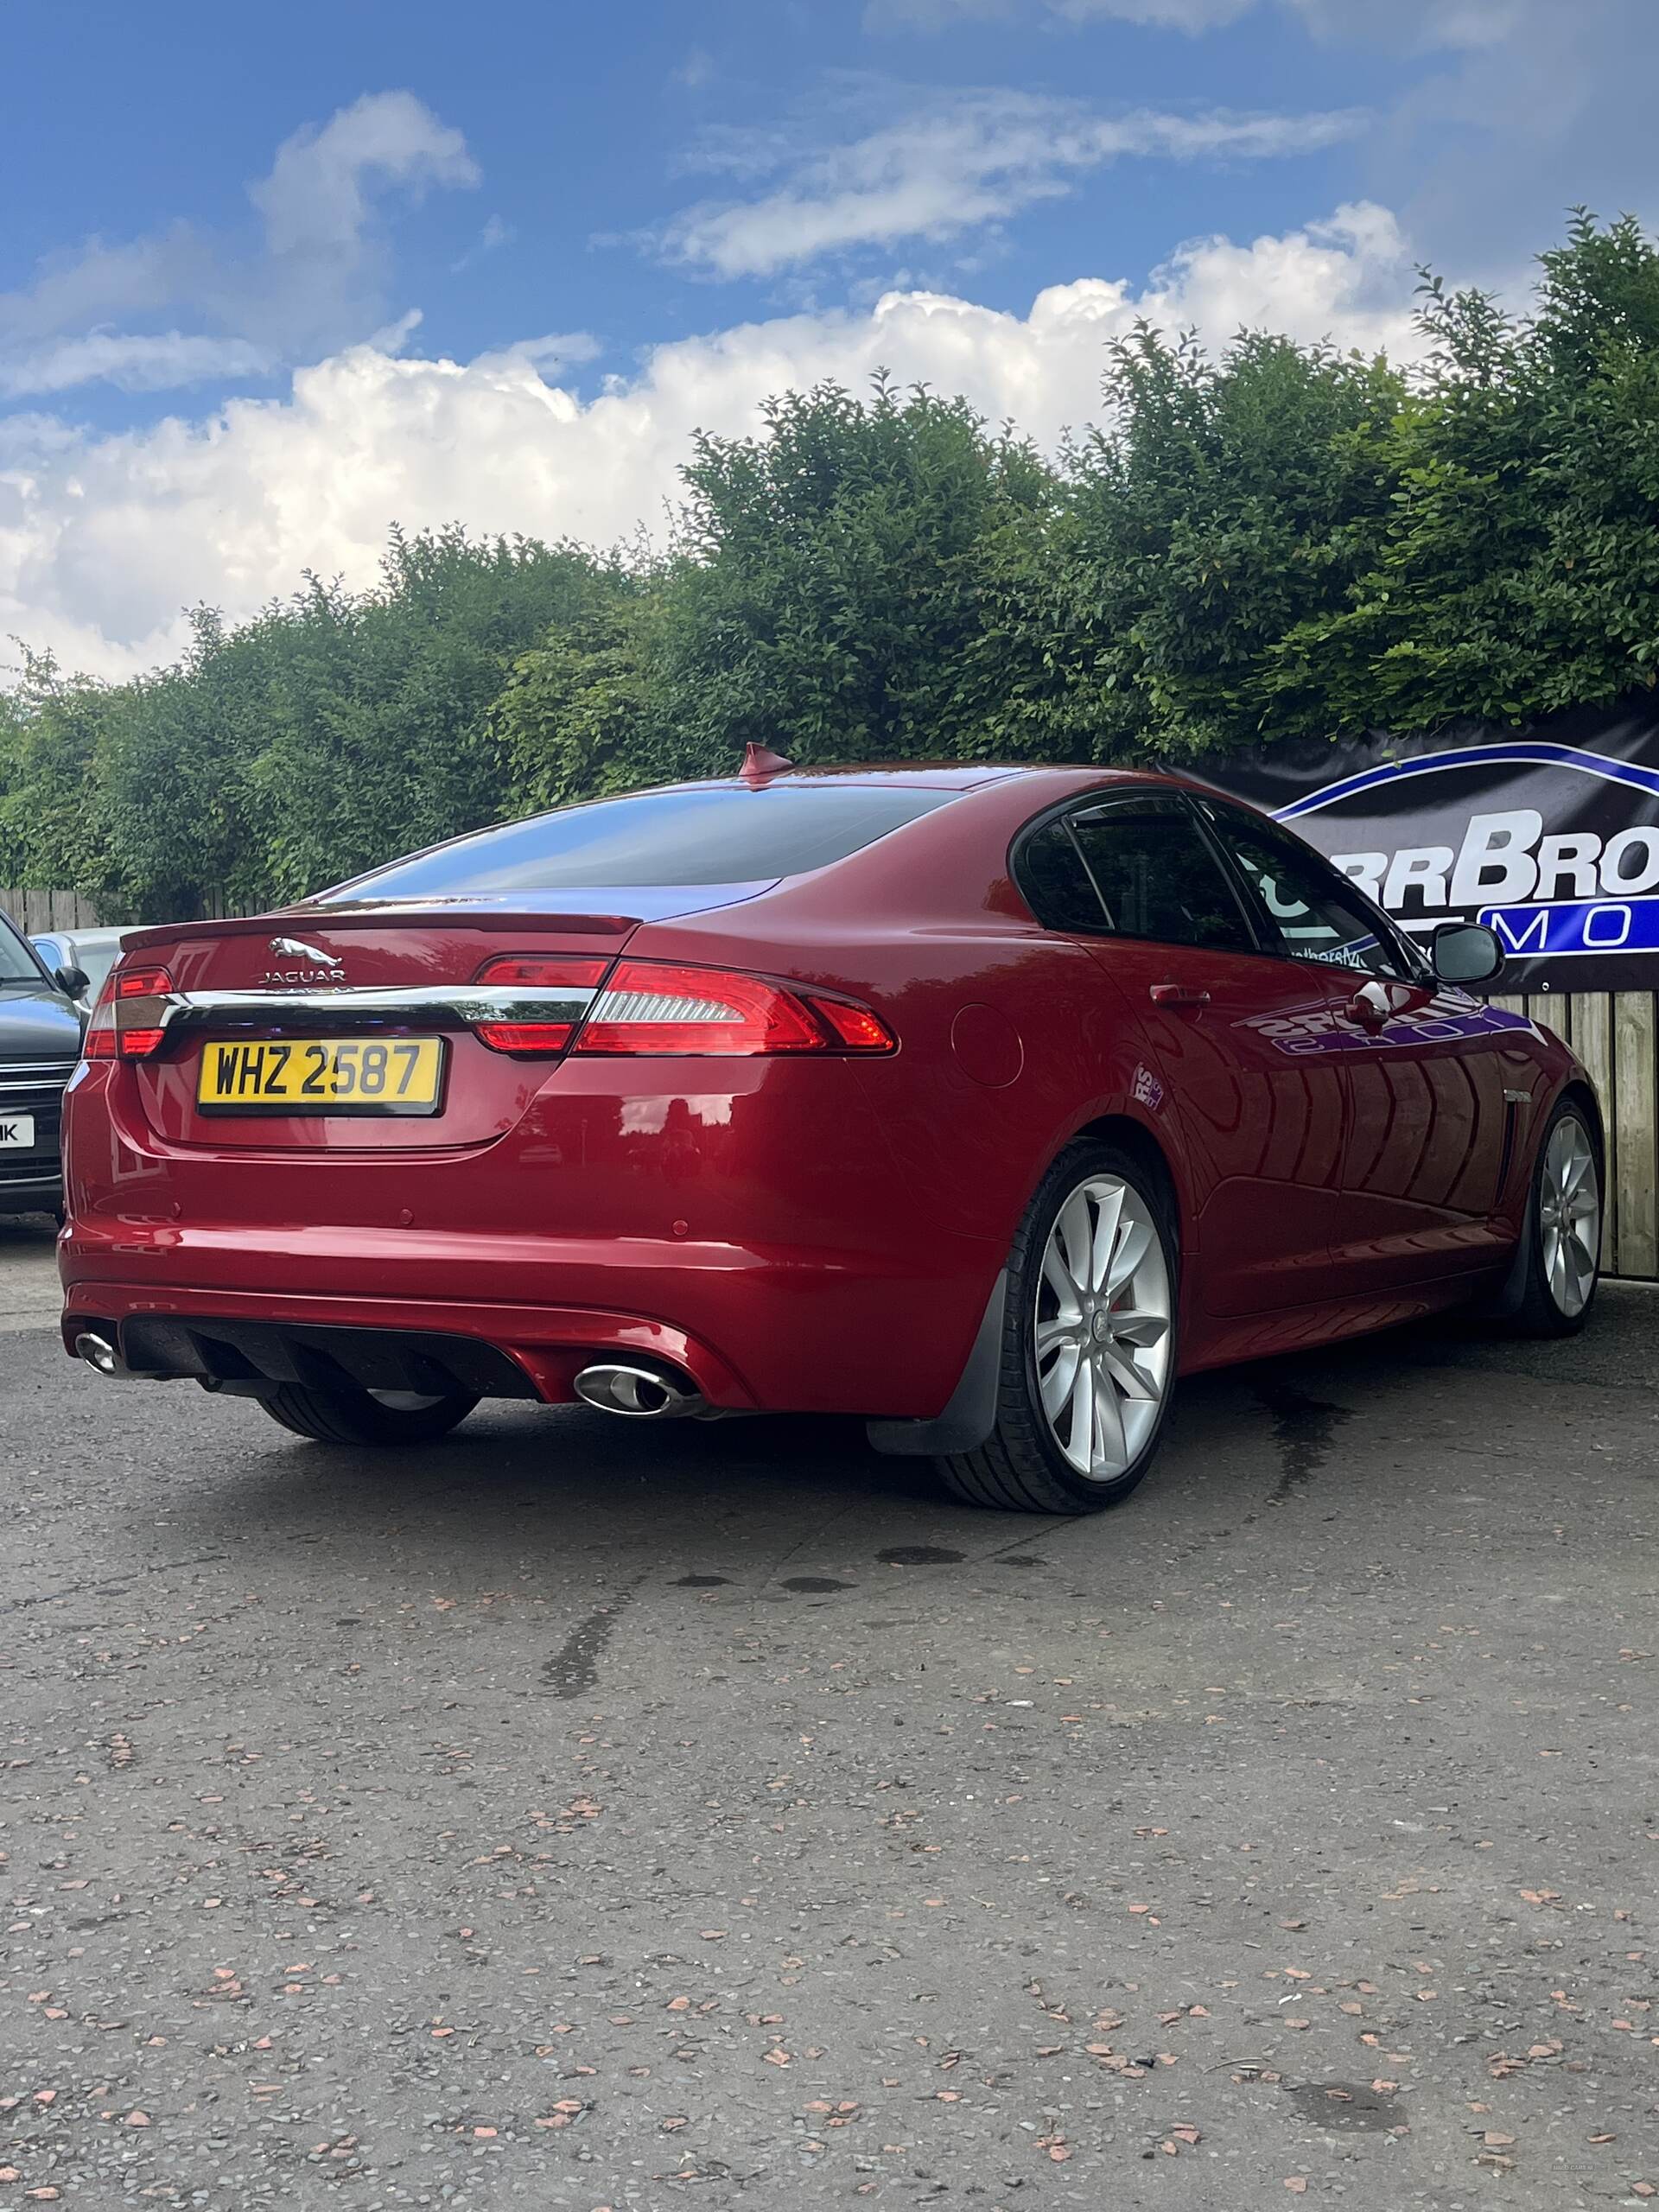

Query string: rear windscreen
[318,784,959,900]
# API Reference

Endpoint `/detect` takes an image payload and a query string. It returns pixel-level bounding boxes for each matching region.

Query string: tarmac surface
[2,1210,1656,2209]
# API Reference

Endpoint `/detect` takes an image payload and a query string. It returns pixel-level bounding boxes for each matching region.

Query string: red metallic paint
[60,766,1592,1423]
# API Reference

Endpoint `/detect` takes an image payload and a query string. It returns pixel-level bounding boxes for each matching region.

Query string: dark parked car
[1,910,86,1215]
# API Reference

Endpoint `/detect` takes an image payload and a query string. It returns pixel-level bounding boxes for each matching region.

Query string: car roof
[647,763,1191,797]
[651,764,1024,792]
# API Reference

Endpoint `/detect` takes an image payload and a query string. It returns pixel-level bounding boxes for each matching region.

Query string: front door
[1195,797,1512,1291]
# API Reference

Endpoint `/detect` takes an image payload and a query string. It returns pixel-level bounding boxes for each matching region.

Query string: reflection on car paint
[1245,1000,1538,1055]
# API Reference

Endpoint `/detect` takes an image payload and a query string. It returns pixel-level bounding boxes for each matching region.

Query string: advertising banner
[1205,703,1659,994]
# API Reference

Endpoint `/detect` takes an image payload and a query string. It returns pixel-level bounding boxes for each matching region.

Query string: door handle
[1150,984,1211,1011]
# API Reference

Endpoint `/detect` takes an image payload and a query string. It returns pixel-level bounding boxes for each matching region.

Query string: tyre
[939,1141,1179,1514]
[257,1382,478,1446]
[1504,1097,1603,1338]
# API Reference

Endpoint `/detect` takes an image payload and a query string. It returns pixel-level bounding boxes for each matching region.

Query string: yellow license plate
[197,1036,446,1115]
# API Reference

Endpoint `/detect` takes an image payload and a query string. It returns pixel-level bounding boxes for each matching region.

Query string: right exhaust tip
[574,1362,705,1420]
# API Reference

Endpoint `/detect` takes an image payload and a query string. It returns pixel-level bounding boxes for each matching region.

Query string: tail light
[810,997,898,1052]
[83,965,175,1060]
[570,961,897,1058]
[473,955,611,1054]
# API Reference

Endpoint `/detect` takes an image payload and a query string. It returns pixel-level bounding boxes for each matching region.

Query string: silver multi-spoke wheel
[1540,1113,1599,1319]
[1035,1174,1173,1482]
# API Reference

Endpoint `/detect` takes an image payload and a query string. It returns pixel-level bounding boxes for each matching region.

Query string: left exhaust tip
[73,1330,123,1376]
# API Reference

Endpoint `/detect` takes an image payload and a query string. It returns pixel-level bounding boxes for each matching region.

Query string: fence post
[1612,992,1658,1281]
[1569,993,1617,1272]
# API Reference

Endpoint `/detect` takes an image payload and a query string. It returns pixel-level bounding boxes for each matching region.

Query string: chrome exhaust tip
[573,1362,706,1420]
[74,1330,124,1377]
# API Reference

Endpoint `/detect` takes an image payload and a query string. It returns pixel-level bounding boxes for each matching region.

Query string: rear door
[1020,794,1351,1318]
[1195,797,1513,1289]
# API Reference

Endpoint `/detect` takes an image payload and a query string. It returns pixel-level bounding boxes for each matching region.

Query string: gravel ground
[2,1228,1656,2209]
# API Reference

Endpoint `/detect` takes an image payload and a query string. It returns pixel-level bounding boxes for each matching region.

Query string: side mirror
[55,964,91,999]
[1431,921,1503,987]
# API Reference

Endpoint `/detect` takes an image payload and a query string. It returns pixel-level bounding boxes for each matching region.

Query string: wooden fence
[4,886,1656,1281]
[1,886,105,932]
[1,887,245,929]
[1491,988,1658,1282]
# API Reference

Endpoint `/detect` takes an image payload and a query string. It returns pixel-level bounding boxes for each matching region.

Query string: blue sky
[3,0,1656,676]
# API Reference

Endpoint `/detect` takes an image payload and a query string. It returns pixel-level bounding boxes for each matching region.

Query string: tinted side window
[1068,798,1254,952]
[1017,817,1110,931]
[1199,803,1411,979]
[0,917,43,985]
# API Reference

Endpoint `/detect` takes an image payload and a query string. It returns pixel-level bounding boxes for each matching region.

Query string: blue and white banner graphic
[1205,704,1659,993]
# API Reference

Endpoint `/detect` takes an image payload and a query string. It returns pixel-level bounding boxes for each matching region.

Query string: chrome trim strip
[159,984,601,1034]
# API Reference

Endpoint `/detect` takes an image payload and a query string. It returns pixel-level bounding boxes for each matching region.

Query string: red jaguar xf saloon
[59,755,1601,1513]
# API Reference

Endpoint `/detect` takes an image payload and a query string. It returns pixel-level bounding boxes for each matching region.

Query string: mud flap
[866,1271,1007,1458]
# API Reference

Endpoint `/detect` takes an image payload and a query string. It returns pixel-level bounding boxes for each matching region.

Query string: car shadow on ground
[157,1286,1641,1600]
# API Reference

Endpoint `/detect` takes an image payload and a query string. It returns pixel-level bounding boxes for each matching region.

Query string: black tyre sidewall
[260,1382,477,1446]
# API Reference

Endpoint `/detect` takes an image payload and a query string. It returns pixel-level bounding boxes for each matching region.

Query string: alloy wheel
[1034,1174,1173,1481]
[1541,1113,1599,1319]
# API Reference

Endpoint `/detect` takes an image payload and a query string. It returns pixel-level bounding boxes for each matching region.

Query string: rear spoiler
[119,906,643,954]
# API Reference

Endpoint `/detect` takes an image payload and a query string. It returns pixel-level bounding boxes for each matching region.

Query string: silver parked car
[30,925,130,1013]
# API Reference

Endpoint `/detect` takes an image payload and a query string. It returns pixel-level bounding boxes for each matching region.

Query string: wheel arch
[868,1109,1185,1462]
[1555,1075,1606,1160]
[1065,1110,1185,1244]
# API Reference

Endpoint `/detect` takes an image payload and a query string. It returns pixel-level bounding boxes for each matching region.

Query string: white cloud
[1378,0,1659,283]
[655,89,1363,276]
[874,0,1250,26]
[863,0,1659,296]
[0,333,275,400]
[250,91,478,259]
[0,231,212,348]
[0,92,479,400]
[0,203,1420,680]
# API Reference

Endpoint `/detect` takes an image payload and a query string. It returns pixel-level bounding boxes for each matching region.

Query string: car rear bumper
[59,1277,761,1409]
[60,1052,1010,1419]
[59,1221,996,1418]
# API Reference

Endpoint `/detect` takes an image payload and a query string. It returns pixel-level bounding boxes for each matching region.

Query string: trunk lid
[124,888,766,1153]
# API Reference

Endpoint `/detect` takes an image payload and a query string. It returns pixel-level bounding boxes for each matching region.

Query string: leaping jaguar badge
[263,934,346,986]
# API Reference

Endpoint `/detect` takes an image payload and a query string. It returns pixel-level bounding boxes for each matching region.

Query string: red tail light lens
[114,966,174,1000]
[807,995,898,1052]
[475,957,609,989]
[571,962,895,1058]
[575,962,822,1057]
[473,954,611,1055]
[84,964,175,1060]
